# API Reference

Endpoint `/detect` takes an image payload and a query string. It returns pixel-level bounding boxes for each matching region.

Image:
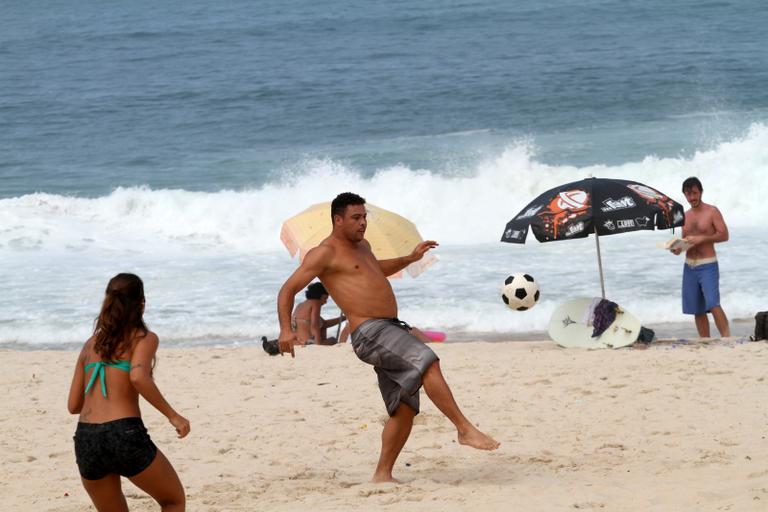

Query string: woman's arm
[67,347,86,414]
[321,313,345,329]
[310,302,323,341]
[129,332,190,438]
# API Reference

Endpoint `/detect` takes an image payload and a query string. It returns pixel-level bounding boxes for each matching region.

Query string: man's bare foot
[371,473,400,484]
[458,428,500,450]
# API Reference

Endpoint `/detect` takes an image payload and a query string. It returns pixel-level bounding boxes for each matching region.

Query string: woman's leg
[81,473,129,512]
[128,450,185,511]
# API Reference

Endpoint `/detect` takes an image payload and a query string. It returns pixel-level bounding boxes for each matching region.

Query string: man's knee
[393,403,417,419]
[422,359,441,379]
[710,305,726,315]
[158,495,185,508]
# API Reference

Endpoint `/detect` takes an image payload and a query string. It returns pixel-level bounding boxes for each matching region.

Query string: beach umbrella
[280,201,436,278]
[500,177,685,298]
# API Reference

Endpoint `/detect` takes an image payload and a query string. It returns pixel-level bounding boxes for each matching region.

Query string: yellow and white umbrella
[280,202,436,278]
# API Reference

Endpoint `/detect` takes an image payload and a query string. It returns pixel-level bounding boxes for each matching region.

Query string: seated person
[292,282,345,346]
[263,296,433,354]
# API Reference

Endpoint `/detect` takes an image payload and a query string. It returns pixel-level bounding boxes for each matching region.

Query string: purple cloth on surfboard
[591,299,619,338]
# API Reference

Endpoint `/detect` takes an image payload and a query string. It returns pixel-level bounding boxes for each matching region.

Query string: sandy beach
[4,338,767,511]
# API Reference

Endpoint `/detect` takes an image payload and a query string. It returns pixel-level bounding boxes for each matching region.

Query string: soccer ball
[501,273,540,311]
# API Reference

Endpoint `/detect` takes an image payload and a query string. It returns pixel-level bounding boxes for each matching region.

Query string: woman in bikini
[67,273,190,511]
[291,282,346,345]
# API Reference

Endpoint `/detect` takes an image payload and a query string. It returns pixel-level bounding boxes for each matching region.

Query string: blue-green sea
[2,0,767,347]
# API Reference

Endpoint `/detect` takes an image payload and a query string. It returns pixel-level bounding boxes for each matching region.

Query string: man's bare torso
[317,237,398,333]
[683,203,719,259]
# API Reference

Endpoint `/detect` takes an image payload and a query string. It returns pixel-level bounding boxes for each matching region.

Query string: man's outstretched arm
[277,246,333,357]
[378,240,438,277]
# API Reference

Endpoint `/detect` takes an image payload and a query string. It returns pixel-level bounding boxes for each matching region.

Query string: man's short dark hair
[331,192,366,221]
[305,282,328,300]
[682,177,703,193]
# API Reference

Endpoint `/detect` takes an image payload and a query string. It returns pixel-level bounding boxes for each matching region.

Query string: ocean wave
[1,123,766,255]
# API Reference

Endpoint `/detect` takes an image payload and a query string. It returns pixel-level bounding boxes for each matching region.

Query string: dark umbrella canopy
[500,177,685,299]
[501,177,684,244]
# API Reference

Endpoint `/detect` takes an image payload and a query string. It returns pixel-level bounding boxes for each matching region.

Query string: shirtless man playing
[672,177,730,338]
[277,192,499,483]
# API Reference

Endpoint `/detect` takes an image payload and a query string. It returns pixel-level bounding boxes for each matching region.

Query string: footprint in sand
[747,468,768,479]
[596,443,626,452]
[705,369,734,376]
[358,486,399,497]
[573,501,606,509]
[525,378,552,386]
[124,492,151,500]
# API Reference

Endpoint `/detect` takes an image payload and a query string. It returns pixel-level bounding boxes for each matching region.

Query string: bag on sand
[636,326,657,344]
[754,311,768,341]
[262,336,281,356]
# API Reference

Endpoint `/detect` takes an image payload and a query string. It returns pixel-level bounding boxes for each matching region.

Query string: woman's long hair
[93,273,148,361]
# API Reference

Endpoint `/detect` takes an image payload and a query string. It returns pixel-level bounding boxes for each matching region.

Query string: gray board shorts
[350,318,439,416]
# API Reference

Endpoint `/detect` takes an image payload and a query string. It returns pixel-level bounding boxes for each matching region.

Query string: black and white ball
[501,273,540,311]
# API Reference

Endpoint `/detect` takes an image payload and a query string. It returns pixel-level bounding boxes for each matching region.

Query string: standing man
[672,177,730,337]
[277,192,499,483]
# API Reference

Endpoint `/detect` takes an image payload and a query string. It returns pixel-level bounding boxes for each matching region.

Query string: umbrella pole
[594,225,606,299]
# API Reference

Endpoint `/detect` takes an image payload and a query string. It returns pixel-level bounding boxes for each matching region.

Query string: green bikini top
[84,360,131,397]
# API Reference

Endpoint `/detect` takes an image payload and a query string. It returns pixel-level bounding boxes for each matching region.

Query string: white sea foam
[2,125,767,346]
[1,123,766,256]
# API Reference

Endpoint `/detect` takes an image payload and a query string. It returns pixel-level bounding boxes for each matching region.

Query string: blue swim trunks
[682,261,720,315]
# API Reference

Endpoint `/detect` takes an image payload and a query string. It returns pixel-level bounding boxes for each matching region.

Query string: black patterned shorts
[73,417,158,480]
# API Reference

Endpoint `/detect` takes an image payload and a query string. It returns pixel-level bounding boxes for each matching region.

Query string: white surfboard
[548,298,641,349]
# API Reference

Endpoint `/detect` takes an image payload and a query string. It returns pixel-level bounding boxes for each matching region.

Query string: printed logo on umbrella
[516,204,544,220]
[601,196,636,212]
[627,184,666,200]
[626,183,677,225]
[555,190,589,211]
[536,189,591,240]
[504,228,524,240]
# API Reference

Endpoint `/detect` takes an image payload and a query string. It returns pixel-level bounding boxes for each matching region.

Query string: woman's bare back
[78,332,148,423]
